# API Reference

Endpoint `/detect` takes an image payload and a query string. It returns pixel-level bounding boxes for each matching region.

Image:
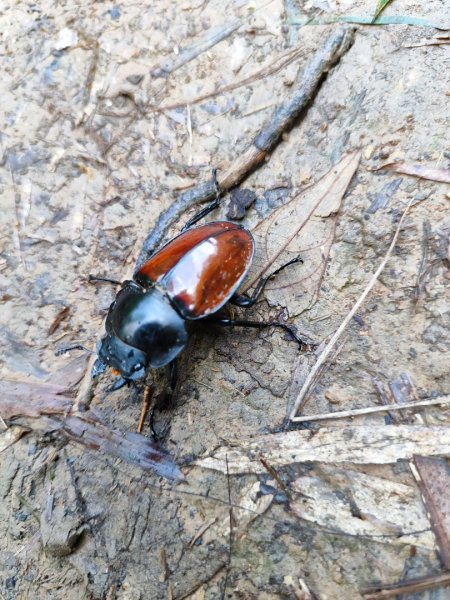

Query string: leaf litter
[243,151,361,316]
[2,1,450,597]
[371,161,450,184]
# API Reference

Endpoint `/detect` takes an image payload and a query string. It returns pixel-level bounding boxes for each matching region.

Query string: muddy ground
[1,0,450,598]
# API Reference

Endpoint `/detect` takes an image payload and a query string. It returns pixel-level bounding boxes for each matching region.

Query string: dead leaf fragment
[290,467,433,547]
[371,162,450,184]
[244,151,361,315]
[217,481,273,540]
[226,188,258,220]
[48,306,70,336]
[0,426,28,453]
[54,28,79,50]
[412,456,450,568]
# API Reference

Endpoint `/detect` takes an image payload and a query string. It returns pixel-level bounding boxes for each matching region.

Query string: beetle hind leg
[231,256,303,308]
[206,316,309,350]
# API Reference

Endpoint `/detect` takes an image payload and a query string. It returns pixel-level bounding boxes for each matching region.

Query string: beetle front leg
[149,358,179,439]
[230,256,303,308]
[88,275,122,285]
[167,358,178,400]
[181,168,221,231]
[206,317,307,349]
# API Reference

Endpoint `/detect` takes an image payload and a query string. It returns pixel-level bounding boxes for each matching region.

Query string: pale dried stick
[289,199,413,420]
[292,395,450,422]
[362,571,450,599]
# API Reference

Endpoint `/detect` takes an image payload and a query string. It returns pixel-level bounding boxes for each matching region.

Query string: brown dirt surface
[1,0,449,598]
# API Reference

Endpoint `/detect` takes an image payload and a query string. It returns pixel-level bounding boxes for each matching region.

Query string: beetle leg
[181,168,221,231]
[168,358,178,395]
[149,359,178,439]
[206,317,308,349]
[107,376,129,392]
[88,275,121,285]
[231,256,303,308]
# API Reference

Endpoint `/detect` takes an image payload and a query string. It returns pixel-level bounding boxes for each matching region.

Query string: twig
[222,453,233,600]
[159,547,170,582]
[289,199,413,420]
[414,219,431,304]
[137,385,152,433]
[45,488,54,522]
[136,25,355,266]
[259,456,293,501]
[361,571,450,599]
[175,561,227,600]
[188,518,217,547]
[151,45,306,112]
[291,395,450,422]
[151,21,240,78]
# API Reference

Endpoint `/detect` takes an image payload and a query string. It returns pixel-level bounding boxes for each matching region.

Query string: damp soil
[1,0,449,598]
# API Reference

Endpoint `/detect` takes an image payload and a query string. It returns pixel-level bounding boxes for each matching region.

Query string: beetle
[91,175,304,391]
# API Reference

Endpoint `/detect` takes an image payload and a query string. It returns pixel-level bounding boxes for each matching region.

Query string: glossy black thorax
[96,281,188,380]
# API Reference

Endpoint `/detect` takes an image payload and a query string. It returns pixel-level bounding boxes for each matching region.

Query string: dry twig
[289,199,413,420]
[151,45,306,112]
[136,25,355,266]
[362,571,450,599]
[151,21,240,78]
[291,395,450,422]
[137,385,152,433]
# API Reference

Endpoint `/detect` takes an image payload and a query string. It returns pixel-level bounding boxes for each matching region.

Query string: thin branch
[291,395,450,422]
[362,571,450,599]
[150,45,306,112]
[137,385,152,433]
[151,20,240,78]
[289,199,414,420]
[222,453,233,600]
[136,25,355,266]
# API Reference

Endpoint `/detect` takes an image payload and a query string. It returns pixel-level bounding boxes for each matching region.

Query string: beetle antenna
[88,274,121,286]
[55,343,96,357]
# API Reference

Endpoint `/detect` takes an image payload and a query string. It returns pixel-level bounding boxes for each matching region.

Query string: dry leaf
[290,467,434,547]
[234,481,273,539]
[195,425,450,475]
[217,480,273,540]
[371,162,450,184]
[243,151,361,315]
[48,306,70,336]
